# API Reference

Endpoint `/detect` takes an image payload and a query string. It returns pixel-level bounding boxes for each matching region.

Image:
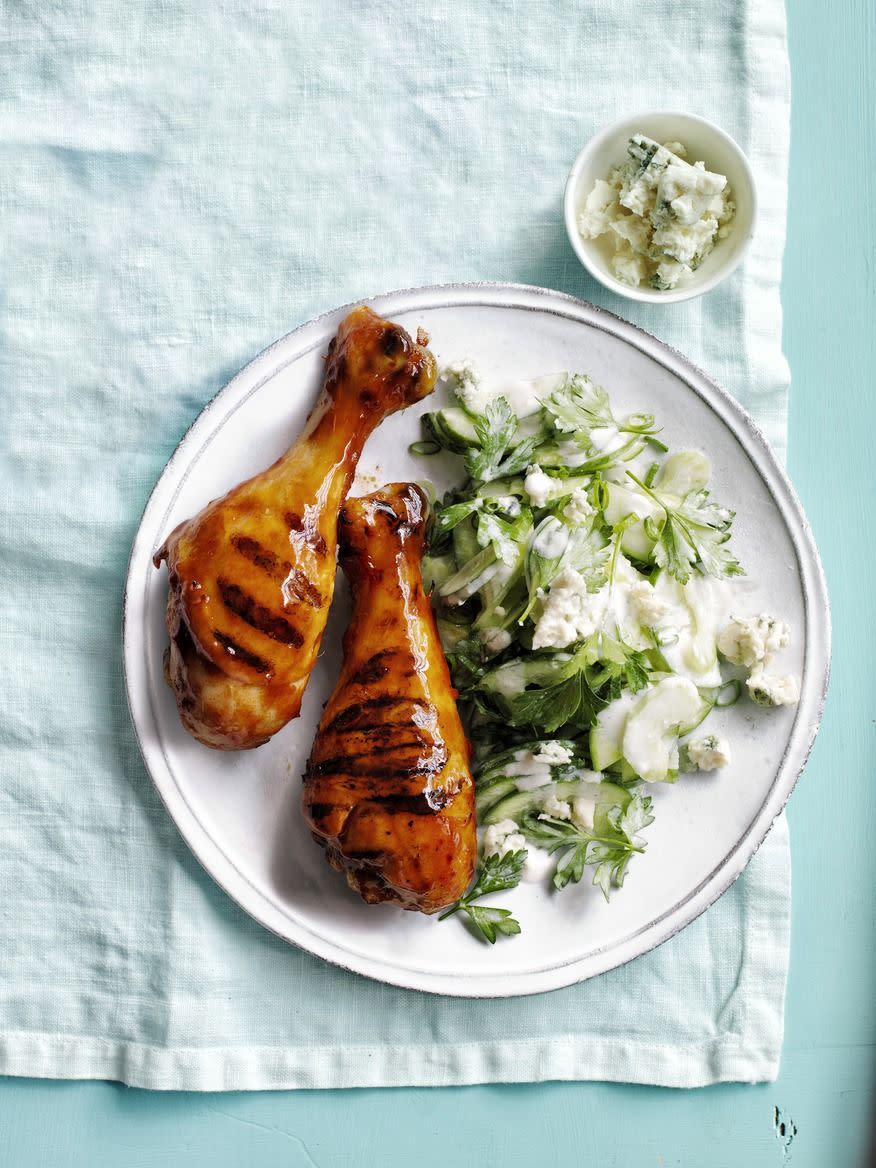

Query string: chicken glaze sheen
[303,484,477,914]
[154,307,437,750]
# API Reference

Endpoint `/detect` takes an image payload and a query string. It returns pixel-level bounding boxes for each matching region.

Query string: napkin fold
[0,0,791,1089]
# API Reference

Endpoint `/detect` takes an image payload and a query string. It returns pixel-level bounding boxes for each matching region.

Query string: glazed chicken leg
[303,484,477,914]
[154,308,436,750]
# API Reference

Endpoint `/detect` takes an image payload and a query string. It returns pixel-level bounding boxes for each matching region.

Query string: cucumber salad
[415,361,801,944]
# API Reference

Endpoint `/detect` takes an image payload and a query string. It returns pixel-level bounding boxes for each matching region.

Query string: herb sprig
[627,471,743,584]
[521,791,655,897]
[438,850,526,943]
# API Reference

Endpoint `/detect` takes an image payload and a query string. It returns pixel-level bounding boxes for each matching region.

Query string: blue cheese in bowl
[578,134,736,291]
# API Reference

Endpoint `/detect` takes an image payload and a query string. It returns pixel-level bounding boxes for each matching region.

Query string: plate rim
[122,281,831,997]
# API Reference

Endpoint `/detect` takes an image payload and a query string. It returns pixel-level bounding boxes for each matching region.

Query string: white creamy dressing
[651,572,736,687]
[458,370,565,419]
[531,517,569,561]
[588,425,626,455]
[554,438,595,468]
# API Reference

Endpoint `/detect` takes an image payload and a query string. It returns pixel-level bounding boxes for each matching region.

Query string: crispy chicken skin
[303,484,477,914]
[153,308,437,750]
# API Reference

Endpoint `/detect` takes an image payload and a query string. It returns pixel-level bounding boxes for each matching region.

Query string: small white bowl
[564,111,757,304]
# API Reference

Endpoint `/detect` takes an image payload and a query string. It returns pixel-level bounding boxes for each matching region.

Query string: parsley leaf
[520,789,654,898]
[521,516,570,622]
[464,396,518,483]
[466,849,527,898]
[543,374,614,435]
[438,850,526,943]
[507,669,604,733]
[435,497,483,532]
[587,632,651,700]
[444,635,486,693]
[493,434,540,479]
[627,472,743,584]
[464,905,522,943]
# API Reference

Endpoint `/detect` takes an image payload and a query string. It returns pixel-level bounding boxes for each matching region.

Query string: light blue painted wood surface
[0,0,873,1164]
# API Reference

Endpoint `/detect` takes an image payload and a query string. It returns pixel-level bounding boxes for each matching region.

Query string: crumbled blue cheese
[571,790,598,831]
[539,794,572,821]
[717,612,799,708]
[503,742,573,791]
[717,613,790,668]
[746,667,800,707]
[442,358,481,409]
[563,486,594,525]
[531,568,609,650]
[626,579,671,628]
[482,819,526,857]
[578,134,735,291]
[524,464,568,507]
[533,741,573,766]
[687,734,732,771]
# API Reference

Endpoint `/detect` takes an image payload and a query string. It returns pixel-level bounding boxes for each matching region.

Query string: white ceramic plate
[123,283,829,997]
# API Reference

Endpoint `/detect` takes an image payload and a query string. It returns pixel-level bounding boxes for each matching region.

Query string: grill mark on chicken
[324,723,425,750]
[217,579,304,646]
[323,694,422,732]
[308,741,444,778]
[229,534,291,579]
[349,650,397,685]
[211,630,271,674]
[285,511,328,557]
[380,326,404,357]
[282,568,323,609]
[366,793,440,815]
[309,793,435,820]
[305,803,337,822]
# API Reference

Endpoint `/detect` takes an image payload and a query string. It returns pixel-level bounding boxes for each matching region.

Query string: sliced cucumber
[589,688,643,771]
[451,515,480,566]
[604,481,662,560]
[621,675,702,783]
[436,618,470,654]
[654,449,711,498]
[649,569,732,688]
[475,477,526,500]
[475,776,520,819]
[438,545,501,603]
[482,778,600,826]
[479,653,570,697]
[592,780,633,836]
[423,408,479,453]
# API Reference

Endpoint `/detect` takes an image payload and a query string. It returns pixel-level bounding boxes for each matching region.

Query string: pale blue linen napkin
[0,0,792,1088]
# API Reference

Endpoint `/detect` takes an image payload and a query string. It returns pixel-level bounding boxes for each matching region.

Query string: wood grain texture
[0,0,873,1165]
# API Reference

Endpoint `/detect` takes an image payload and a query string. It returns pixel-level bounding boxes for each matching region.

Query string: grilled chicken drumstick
[303,484,477,914]
[154,308,437,750]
